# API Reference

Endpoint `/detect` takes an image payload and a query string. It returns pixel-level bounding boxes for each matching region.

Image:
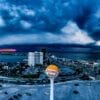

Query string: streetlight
[45,64,59,100]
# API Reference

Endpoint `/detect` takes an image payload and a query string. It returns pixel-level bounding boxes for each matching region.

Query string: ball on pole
[45,64,59,100]
[45,64,59,78]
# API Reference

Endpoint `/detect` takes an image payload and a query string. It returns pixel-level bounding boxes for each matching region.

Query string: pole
[45,65,59,100]
[50,78,54,100]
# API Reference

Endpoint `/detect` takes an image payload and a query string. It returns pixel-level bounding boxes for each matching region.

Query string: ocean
[0,54,27,62]
[0,44,99,62]
[53,52,100,61]
[0,52,99,62]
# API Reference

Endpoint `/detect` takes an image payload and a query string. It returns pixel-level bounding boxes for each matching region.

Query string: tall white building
[28,52,35,67]
[28,51,43,67]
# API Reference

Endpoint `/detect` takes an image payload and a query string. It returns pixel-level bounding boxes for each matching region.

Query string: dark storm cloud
[0,0,99,45]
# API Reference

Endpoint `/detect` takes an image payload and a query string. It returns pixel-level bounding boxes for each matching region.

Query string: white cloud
[0,34,37,45]
[61,21,95,44]
[96,41,100,46]
[0,19,95,45]
[0,16,5,27]
[19,6,35,16]
[20,20,32,29]
[63,2,70,7]
[39,7,47,12]
[0,21,95,45]
[94,9,100,18]
[0,31,95,45]
[0,33,62,45]
[0,3,35,17]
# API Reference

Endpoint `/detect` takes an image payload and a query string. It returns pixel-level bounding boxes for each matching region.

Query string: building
[28,52,43,67]
[41,48,46,64]
[28,52,35,67]
[34,51,43,65]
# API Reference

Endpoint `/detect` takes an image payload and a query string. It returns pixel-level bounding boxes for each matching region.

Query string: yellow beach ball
[45,64,59,78]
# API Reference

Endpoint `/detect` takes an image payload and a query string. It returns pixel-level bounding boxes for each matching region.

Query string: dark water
[53,52,100,61]
[0,55,27,62]
[0,44,99,61]
[0,52,99,62]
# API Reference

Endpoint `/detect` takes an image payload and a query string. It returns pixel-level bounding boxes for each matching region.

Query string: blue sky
[0,0,99,45]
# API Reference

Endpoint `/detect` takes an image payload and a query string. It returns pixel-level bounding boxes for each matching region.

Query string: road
[0,80,100,100]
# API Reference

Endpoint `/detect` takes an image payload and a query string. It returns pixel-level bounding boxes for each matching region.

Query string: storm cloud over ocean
[0,0,99,45]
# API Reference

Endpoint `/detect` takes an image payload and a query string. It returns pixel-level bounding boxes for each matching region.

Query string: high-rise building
[28,51,43,67]
[34,51,43,65]
[28,52,35,67]
[41,48,46,65]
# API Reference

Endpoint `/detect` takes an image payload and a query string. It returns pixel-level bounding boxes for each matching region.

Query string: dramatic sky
[0,0,99,46]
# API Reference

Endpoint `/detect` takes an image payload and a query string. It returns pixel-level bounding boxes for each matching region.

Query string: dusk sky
[0,0,99,46]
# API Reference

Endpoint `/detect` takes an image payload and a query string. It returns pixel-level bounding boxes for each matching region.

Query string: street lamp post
[45,64,59,100]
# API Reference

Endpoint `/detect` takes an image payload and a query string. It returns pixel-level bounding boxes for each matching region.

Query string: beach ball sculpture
[45,64,59,100]
[45,64,59,78]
